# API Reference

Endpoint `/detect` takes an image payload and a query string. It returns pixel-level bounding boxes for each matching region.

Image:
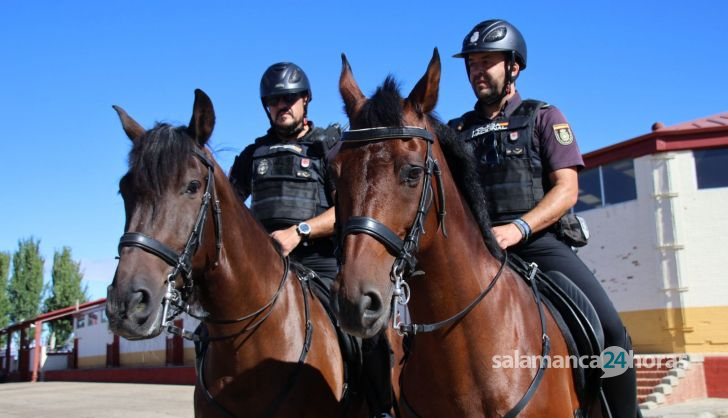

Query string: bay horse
[105,90,369,417]
[331,50,594,417]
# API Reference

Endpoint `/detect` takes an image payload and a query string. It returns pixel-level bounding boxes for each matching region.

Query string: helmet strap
[477,52,515,108]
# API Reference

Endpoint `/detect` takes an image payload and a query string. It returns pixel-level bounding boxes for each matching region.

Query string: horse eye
[186,180,201,194]
[401,165,424,186]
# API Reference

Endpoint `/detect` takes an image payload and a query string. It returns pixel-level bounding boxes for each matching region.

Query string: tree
[44,247,88,349]
[0,251,10,345]
[8,238,45,324]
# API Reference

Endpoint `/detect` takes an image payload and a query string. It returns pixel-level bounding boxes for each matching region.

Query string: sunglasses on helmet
[265,93,303,107]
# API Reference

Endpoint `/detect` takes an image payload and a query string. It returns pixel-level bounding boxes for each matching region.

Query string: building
[1,299,197,383]
[575,112,728,353]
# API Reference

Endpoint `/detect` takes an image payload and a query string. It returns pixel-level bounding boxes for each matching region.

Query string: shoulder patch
[552,123,574,145]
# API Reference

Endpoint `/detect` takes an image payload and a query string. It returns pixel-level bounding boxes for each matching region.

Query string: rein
[340,126,447,333]
[118,146,317,418]
[340,125,552,417]
[118,148,222,336]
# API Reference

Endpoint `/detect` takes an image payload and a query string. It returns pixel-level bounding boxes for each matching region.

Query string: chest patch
[257,159,269,175]
[553,123,574,145]
[471,121,509,138]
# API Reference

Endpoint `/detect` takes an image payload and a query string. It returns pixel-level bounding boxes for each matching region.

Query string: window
[602,159,637,204]
[575,168,602,212]
[76,315,85,329]
[695,147,728,189]
[575,159,637,212]
[88,312,99,326]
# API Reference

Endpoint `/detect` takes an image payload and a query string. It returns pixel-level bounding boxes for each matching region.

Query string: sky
[1,0,726,301]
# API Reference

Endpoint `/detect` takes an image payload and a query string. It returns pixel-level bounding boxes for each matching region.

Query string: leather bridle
[339,126,447,333]
[117,147,223,336]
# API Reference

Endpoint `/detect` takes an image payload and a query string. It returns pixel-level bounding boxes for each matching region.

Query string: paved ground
[2,381,728,417]
[0,382,195,417]
[642,398,728,418]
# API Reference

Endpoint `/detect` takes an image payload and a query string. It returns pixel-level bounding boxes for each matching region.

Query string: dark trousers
[513,231,638,418]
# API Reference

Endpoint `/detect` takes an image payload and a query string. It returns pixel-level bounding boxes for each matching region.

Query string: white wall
[577,150,728,312]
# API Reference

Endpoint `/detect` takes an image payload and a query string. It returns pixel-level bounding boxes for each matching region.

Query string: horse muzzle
[106,274,165,340]
[331,274,390,339]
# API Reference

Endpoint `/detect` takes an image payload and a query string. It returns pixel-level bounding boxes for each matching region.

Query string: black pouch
[557,213,590,247]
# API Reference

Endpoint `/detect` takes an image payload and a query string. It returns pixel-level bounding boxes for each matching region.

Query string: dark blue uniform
[229,122,339,287]
[450,93,638,417]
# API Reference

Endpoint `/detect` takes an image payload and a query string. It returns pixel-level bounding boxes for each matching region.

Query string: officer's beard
[272,113,306,140]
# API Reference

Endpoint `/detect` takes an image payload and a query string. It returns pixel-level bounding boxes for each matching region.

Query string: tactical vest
[451,100,547,223]
[249,128,336,231]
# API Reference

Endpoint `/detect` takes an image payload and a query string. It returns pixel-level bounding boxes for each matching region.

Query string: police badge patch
[257,159,269,175]
[552,123,574,145]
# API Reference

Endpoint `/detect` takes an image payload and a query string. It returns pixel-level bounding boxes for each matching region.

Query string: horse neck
[413,143,503,317]
[195,163,286,320]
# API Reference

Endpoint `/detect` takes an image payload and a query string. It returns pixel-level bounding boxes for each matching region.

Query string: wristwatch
[296,222,312,238]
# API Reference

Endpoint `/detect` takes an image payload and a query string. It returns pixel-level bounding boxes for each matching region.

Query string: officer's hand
[270,226,302,257]
[491,224,523,250]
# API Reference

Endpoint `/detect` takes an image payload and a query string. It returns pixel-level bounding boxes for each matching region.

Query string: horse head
[331,49,444,338]
[106,89,217,339]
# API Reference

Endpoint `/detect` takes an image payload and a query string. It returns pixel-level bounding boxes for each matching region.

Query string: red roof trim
[584,125,728,168]
[0,298,106,334]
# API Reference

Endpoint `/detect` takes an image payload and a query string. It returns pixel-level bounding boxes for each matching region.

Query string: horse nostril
[362,290,383,314]
[127,288,151,324]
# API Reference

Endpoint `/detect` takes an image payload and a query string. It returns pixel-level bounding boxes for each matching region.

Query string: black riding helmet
[260,62,312,103]
[259,62,312,130]
[453,19,527,69]
[454,19,527,105]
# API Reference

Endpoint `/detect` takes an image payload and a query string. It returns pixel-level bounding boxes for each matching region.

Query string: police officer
[229,62,393,418]
[229,62,338,286]
[448,20,639,417]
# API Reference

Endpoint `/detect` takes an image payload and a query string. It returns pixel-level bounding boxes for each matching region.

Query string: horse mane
[355,78,502,257]
[124,123,197,197]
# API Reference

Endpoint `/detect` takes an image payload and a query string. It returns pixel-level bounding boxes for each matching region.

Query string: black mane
[356,78,501,257]
[124,123,196,197]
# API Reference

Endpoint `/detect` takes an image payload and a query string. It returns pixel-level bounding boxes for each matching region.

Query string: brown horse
[331,50,592,417]
[105,90,369,417]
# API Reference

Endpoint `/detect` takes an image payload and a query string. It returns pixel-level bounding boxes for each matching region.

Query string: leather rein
[339,126,509,335]
[340,125,551,418]
[116,147,315,418]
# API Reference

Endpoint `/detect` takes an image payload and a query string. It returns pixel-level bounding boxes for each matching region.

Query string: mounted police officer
[230,62,339,286]
[448,20,640,417]
[229,62,393,418]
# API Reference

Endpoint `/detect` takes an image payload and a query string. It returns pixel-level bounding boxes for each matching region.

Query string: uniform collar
[474,91,522,121]
[266,121,316,142]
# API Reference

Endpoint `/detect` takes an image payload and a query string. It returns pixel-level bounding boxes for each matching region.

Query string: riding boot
[361,333,394,418]
[601,327,640,417]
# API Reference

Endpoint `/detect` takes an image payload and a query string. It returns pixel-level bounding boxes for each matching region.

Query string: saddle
[508,255,604,411]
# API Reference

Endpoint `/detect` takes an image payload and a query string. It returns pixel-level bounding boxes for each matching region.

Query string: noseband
[117,148,223,333]
[339,126,447,332]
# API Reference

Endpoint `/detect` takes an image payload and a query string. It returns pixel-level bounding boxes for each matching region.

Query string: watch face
[298,222,311,236]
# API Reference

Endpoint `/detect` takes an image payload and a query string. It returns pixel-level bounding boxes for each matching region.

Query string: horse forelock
[351,75,501,257]
[126,123,197,197]
[355,76,404,128]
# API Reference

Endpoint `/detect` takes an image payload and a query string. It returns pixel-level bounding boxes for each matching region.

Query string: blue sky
[1,1,726,300]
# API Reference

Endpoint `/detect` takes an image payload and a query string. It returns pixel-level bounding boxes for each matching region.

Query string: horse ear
[406,48,441,114]
[188,89,215,146]
[112,105,146,142]
[339,53,366,119]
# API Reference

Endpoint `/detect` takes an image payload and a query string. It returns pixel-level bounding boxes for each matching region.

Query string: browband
[341,126,433,143]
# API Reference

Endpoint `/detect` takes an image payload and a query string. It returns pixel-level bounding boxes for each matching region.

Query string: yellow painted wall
[119,350,166,367]
[621,306,728,353]
[183,347,196,366]
[78,355,106,369]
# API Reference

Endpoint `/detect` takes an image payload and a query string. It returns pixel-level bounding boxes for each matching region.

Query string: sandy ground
[0,381,195,418]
